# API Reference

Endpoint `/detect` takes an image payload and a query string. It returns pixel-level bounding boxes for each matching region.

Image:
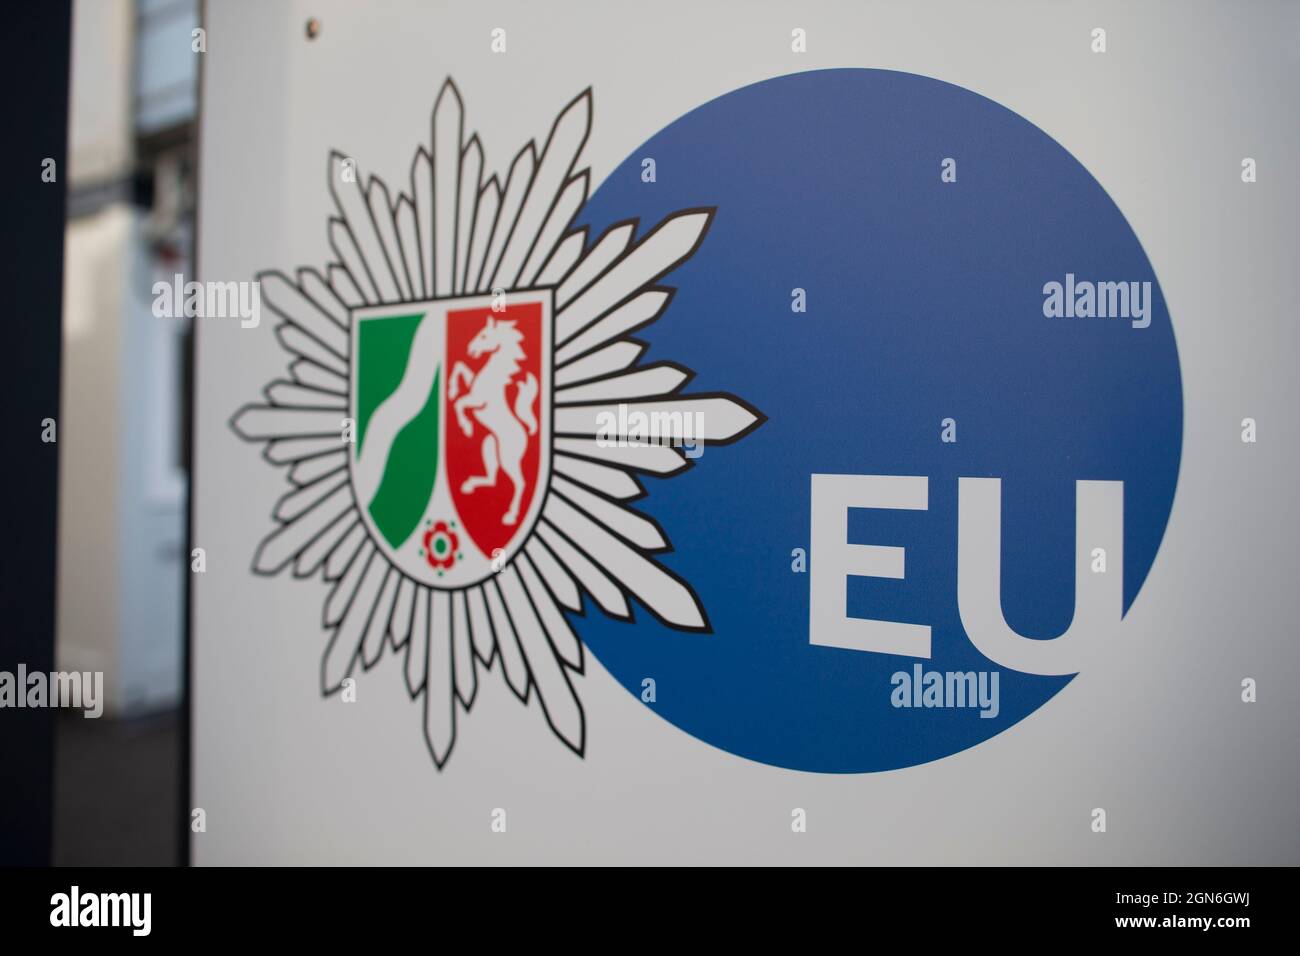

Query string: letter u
[957,478,1123,675]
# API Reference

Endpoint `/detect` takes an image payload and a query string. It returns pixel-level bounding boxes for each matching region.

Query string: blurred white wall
[58,0,195,715]
[66,0,134,184]
[59,205,129,706]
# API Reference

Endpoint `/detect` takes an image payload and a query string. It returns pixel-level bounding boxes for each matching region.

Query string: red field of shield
[444,301,545,561]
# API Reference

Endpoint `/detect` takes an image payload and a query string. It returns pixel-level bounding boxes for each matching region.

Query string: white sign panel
[193,0,1300,864]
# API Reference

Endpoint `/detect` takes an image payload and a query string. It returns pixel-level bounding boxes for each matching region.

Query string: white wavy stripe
[351,313,441,505]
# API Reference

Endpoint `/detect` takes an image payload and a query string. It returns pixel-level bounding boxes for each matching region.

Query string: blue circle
[574,69,1181,773]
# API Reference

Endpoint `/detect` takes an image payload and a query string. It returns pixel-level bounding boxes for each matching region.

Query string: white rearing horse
[449,316,539,526]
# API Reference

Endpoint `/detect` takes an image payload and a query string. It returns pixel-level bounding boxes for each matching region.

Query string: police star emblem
[231,80,763,767]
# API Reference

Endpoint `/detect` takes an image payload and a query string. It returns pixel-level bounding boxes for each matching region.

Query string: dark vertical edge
[179,0,209,869]
[0,0,73,867]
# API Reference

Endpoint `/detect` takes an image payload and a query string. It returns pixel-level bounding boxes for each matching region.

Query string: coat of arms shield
[350,292,552,588]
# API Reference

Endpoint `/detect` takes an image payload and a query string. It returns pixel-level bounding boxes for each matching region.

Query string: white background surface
[194,0,1300,864]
